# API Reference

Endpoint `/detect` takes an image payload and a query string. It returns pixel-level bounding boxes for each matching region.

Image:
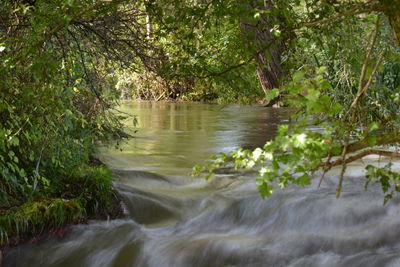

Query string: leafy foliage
[365,163,400,204]
[195,39,400,201]
[0,0,130,245]
[2,0,400,247]
[190,0,400,202]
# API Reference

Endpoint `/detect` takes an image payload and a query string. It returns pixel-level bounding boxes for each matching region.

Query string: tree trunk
[146,13,152,38]
[253,32,285,92]
[241,0,286,103]
[380,0,400,44]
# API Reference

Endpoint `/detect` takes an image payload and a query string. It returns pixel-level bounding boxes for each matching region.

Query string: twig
[67,29,105,106]
[300,0,380,28]
[349,50,385,110]
[322,149,400,171]
[318,152,332,187]
[358,17,380,90]
[33,136,48,192]
[336,131,351,198]
[8,107,37,139]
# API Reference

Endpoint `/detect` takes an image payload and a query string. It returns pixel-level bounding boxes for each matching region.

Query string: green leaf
[316,66,327,75]
[296,173,311,186]
[305,89,320,102]
[292,71,304,83]
[366,135,377,146]
[369,122,379,132]
[256,179,274,198]
[265,88,279,103]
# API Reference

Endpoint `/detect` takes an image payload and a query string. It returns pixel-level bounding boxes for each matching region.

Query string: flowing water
[5,101,400,267]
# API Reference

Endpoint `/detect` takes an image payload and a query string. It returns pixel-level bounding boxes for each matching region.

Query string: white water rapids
[4,102,400,267]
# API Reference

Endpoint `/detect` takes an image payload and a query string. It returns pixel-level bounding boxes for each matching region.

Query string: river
[4,101,400,267]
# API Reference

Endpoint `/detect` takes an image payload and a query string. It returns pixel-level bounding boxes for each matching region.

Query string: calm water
[5,101,400,267]
[101,101,288,175]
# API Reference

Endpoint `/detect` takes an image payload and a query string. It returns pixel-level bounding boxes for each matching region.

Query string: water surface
[5,101,400,267]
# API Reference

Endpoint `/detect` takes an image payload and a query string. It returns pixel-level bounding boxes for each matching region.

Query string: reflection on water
[5,101,400,267]
[100,101,289,175]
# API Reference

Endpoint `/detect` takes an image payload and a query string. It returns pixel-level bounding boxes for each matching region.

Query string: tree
[380,0,400,43]
[193,0,400,202]
[141,0,400,103]
[239,0,289,103]
[0,0,155,244]
[1,0,399,246]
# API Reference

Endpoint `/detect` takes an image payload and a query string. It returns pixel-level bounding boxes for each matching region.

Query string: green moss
[0,198,83,245]
[0,165,118,247]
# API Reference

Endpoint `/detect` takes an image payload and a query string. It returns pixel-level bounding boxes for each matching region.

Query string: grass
[0,164,122,248]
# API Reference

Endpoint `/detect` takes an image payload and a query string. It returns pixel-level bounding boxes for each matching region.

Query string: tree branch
[322,149,400,171]
[346,133,400,154]
[299,0,381,28]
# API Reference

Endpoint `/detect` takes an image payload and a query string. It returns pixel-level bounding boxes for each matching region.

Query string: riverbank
[0,162,124,258]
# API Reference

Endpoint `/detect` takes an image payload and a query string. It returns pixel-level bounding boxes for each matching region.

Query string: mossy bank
[0,164,123,255]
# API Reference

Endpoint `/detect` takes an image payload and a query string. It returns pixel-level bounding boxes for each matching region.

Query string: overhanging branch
[346,133,400,154]
[322,149,400,171]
